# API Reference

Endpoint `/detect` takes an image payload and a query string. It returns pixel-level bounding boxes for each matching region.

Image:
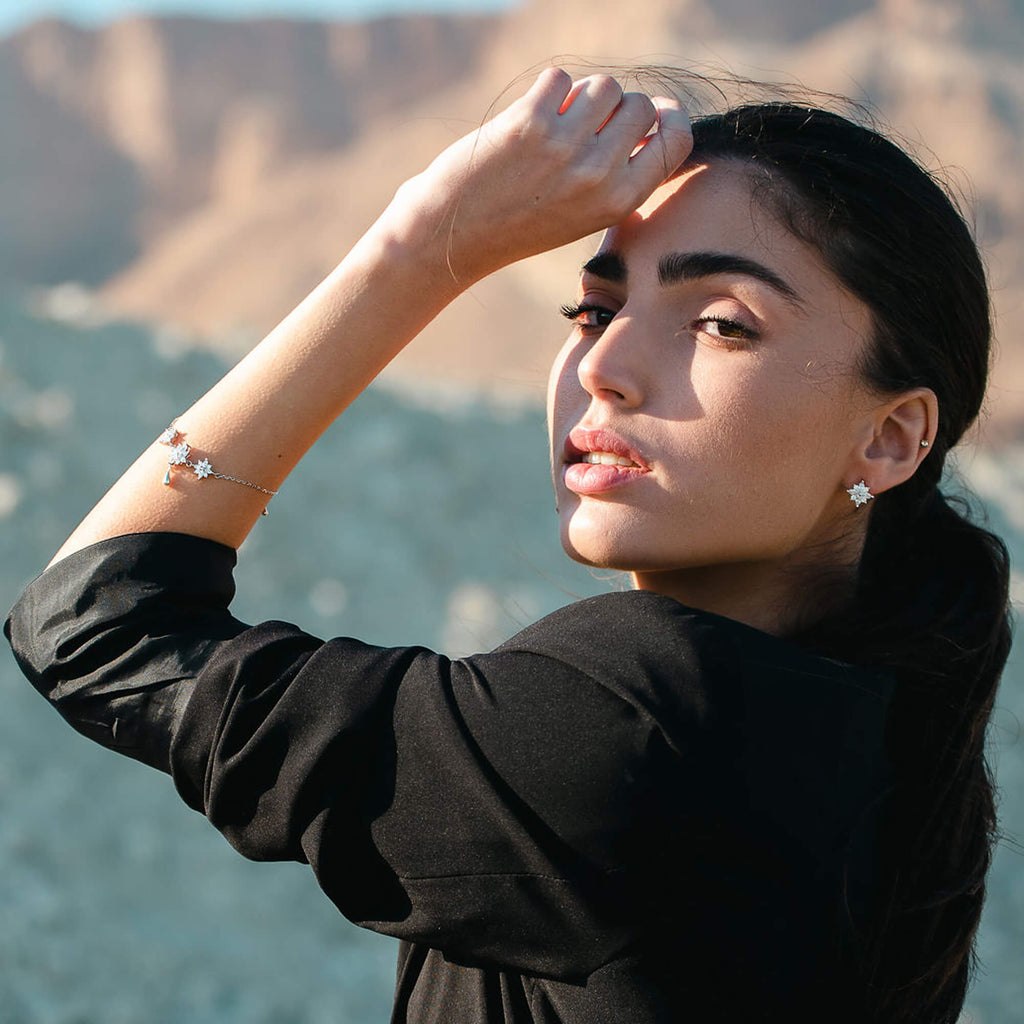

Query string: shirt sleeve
[5,532,680,979]
[5,532,248,772]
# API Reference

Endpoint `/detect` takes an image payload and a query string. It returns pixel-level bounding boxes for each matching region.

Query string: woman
[5,68,1012,1022]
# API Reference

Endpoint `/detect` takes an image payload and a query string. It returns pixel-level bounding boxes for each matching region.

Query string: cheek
[546,335,586,457]
[700,354,851,457]
[678,364,855,531]
[655,362,765,483]
[550,341,865,569]
[733,386,858,532]
[545,341,571,440]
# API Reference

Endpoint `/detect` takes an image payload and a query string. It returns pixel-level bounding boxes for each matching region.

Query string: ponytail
[850,480,1012,1022]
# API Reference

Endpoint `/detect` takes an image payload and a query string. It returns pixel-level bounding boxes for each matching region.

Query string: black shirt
[5,532,895,1022]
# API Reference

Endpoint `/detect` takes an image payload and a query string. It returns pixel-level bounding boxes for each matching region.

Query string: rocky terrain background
[1,7,1023,1021]
[2,0,1023,431]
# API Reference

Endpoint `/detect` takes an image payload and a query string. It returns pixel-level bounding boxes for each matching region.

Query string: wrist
[370,172,495,294]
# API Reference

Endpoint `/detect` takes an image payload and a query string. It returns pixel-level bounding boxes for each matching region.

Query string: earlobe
[849,387,938,497]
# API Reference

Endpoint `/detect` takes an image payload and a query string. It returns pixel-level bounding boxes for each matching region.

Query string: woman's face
[547,160,881,624]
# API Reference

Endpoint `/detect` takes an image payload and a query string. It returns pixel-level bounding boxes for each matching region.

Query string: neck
[631,541,863,637]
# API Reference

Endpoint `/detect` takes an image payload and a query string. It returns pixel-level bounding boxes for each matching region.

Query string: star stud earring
[846,480,874,507]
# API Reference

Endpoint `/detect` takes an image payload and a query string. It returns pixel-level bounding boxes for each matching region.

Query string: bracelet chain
[158,423,278,513]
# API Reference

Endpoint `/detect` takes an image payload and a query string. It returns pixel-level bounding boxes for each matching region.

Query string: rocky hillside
[0,13,496,286]
[2,0,1023,431]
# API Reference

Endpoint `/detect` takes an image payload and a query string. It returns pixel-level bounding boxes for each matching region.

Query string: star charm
[846,480,874,507]
[169,442,191,465]
[193,458,213,479]
[160,426,180,446]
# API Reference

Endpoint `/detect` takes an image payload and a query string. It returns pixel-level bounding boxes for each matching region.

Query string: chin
[560,519,652,573]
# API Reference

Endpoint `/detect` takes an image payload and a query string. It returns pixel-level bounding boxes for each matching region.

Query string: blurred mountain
[2,0,1023,429]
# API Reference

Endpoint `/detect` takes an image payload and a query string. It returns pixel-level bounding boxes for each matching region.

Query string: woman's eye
[560,302,616,331]
[691,315,760,345]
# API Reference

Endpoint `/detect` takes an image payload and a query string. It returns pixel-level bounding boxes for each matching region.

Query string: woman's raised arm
[49,68,692,565]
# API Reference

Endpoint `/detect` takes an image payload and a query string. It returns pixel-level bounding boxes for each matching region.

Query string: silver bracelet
[159,423,278,515]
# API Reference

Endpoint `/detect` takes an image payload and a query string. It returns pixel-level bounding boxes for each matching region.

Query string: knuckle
[533,66,571,99]
[542,66,572,89]
[616,93,657,134]
[521,106,561,142]
[573,161,610,189]
[585,73,623,101]
[626,92,657,122]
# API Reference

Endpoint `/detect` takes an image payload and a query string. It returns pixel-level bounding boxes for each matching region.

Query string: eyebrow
[581,251,627,283]
[582,249,804,307]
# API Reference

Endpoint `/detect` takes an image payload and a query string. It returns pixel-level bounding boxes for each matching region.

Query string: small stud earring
[847,480,874,507]
[920,440,930,448]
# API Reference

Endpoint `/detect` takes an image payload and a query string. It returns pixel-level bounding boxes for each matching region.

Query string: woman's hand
[384,68,694,283]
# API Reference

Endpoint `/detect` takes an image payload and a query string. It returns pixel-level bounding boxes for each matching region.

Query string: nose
[575,315,644,407]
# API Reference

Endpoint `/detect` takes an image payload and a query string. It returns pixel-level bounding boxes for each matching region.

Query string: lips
[562,427,649,495]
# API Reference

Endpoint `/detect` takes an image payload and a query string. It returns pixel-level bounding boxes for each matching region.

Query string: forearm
[51,204,464,564]
[48,68,692,566]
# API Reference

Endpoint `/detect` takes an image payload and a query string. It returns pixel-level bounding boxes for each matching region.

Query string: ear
[848,387,938,495]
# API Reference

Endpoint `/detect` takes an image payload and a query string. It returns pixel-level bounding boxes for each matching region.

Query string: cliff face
[0,13,496,282]
[2,1,1023,429]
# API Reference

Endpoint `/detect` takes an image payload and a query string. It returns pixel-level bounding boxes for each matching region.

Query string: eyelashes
[693,314,761,344]
[559,302,761,346]
[560,302,615,329]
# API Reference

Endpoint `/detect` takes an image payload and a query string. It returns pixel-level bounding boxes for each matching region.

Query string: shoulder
[478,591,894,780]
[494,589,891,715]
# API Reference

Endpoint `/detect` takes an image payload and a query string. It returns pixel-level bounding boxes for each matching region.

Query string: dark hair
[688,105,1013,1022]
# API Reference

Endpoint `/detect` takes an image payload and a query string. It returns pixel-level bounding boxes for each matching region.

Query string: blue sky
[0,0,516,36]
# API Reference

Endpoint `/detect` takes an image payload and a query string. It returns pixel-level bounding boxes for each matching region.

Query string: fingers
[557,74,625,129]
[626,97,693,184]
[532,69,694,212]
[525,66,574,111]
[520,70,633,136]
[545,72,691,174]
[595,91,658,158]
